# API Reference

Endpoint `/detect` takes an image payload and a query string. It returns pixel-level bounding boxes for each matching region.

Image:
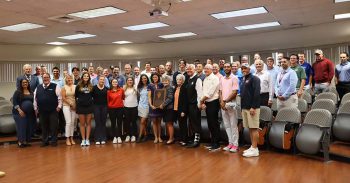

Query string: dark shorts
[76,105,94,114]
[163,109,175,122]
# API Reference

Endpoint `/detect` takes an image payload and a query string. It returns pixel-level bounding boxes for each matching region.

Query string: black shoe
[141,136,148,142]
[179,141,187,146]
[51,142,58,147]
[18,143,25,148]
[40,142,49,147]
[186,141,200,148]
[208,144,221,152]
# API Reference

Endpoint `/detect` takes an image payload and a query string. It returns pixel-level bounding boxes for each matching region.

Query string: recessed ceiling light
[113,41,132,44]
[335,0,350,3]
[58,33,96,40]
[181,0,192,2]
[68,6,126,19]
[334,13,350,19]
[0,23,45,32]
[235,21,280,30]
[159,32,197,39]
[210,7,268,19]
[123,22,169,31]
[46,42,68,45]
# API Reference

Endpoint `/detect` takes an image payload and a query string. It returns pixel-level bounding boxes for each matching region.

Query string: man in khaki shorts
[240,63,261,157]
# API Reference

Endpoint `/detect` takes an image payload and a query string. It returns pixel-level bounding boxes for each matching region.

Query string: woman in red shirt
[107,78,125,144]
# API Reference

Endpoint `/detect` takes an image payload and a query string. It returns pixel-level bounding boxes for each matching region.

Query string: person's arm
[195,78,203,107]
[148,86,154,109]
[250,77,261,116]
[267,74,273,102]
[309,65,314,87]
[55,85,62,111]
[334,65,339,85]
[33,88,38,116]
[162,87,174,108]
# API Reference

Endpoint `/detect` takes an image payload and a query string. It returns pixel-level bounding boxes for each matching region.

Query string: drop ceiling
[0,0,349,45]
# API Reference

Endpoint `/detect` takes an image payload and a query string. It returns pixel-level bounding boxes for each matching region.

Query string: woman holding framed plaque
[148,73,164,143]
[159,76,175,145]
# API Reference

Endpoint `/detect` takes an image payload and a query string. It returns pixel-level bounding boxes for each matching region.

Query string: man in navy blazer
[16,64,39,92]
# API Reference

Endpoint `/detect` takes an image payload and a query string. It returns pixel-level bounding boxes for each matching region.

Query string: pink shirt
[215,72,223,80]
[220,74,239,101]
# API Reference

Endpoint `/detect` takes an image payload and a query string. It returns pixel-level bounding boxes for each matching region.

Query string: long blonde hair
[124,77,137,94]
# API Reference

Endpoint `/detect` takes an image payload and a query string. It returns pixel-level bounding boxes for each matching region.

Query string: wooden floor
[0,141,350,183]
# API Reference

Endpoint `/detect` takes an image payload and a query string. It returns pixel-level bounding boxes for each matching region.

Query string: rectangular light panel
[58,33,96,40]
[235,21,280,30]
[47,42,68,45]
[335,0,350,3]
[123,22,169,31]
[69,6,126,19]
[334,13,350,19]
[211,7,268,19]
[159,32,197,39]
[113,41,132,44]
[0,23,45,32]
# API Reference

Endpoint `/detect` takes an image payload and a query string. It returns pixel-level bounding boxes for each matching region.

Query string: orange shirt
[174,87,180,111]
[107,88,125,108]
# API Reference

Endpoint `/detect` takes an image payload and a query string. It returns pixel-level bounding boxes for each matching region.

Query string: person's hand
[277,96,285,101]
[56,107,61,112]
[151,105,156,110]
[249,108,256,116]
[220,101,226,109]
[18,109,26,118]
[198,104,202,110]
[268,100,272,107]
[159,104,164,109]
[201,103,206,110]
[35,110,39,117]
[297,90,303,98]
[181,112,185,117]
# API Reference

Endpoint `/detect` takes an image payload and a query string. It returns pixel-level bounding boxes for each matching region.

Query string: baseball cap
[241,63,250,68]
[314,49,323,55]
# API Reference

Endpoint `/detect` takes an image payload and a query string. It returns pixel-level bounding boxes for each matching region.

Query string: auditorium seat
[311,99,337,117]
[295,109,332,161]
[243,106,272,146]
[0,100,12,107]
[315,92,338,106]
[340,93,350,107]
[297,98,308,119]
[0,104,16,134]
[302,92,312,107]
[268,107,301,151]
[328,86,339,102]
[332,101,350,142]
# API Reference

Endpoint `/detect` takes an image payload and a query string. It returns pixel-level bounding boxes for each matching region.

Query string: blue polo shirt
[335,61,350,82]
[275,68,298,99]
[300,62,314,85]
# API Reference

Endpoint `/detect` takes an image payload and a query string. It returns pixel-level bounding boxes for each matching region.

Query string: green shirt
[291,65,306,89]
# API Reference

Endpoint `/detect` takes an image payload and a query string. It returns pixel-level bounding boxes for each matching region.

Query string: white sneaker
[95,141,101,145]
[131,136,136,143]
[80,140,86,146]
[117,137,122,144]
[113,137,118,144]
[85,140,90,146]
[101,141,106,145]
[125,136,130,143]
[243,148,259,157]
[243,146,253,154]
[223,144,233,151]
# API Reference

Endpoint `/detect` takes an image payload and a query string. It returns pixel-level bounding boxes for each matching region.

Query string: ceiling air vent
[48,15,83,23]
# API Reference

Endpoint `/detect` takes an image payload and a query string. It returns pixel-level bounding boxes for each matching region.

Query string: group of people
[11,49,350,158]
